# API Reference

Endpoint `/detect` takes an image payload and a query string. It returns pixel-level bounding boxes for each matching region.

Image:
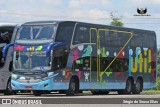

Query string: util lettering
[130,48,152,73]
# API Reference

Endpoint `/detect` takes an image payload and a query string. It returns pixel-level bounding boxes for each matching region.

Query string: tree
[110,12,124,27]
[158,49,160,63]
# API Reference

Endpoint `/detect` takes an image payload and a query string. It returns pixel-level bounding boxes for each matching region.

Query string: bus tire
[66,78,77,96]
[124,78,133,94]
[33,91,42,96]
[91,90,99,95]
[117,90,125,95]
[99,90,109,95]
[132,79,143,94]
[91,90,109,95]
[59,90,66,94]
[118,79,133,95]
[4,80,14,95]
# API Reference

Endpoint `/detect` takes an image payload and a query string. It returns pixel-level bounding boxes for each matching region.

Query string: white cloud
[126,0,160,7]
[69,0,82,9]
[88,9,110,19]
[0,0,65,19]
[0,0,113,23]
[0,9,7,13]
[0,0,5,3]
[154,14,160,18]
[101,0,112,7]
[43,0,63,6]
[150,0,160,4]
[68,0,112,9]
[67,0,112,22]
[123,12,133,18]
[68,8,110,21]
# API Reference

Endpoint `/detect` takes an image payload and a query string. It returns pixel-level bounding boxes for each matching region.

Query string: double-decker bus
[11,21,157,96]
[0,23,19,95]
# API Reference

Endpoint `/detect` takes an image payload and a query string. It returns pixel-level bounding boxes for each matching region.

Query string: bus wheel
[124,79,133,94]
[132,79,143,94]
[91,90,109,95]
[33,91,42,96]
[4,80,14,95]
[117,90,125,95]
[59,90,66,94]
[66,78,77,96]
[99,90,109,95]
[118,79,133,95]
[91,90,99,95]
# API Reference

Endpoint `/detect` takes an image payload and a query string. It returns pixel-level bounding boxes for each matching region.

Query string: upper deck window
[16,25,56,44]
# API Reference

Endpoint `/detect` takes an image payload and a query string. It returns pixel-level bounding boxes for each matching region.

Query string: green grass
[141,90,160,94]
[156,77,160,90]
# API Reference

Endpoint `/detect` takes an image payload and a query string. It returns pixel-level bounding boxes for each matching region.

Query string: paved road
[0,92,160,107]
[0,91,160,98]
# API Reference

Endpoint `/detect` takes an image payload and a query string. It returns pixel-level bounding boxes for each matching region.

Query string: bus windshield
[15,25,56,44]
[13,51,51,72]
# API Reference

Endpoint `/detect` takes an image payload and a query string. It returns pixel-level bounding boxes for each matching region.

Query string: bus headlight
[19,77,25,80]
[12,74,18,80]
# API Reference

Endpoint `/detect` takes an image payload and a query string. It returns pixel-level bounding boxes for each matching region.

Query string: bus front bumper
[11,78,53,90]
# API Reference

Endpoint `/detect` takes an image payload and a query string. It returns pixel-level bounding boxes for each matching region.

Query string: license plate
[25,86,32,90]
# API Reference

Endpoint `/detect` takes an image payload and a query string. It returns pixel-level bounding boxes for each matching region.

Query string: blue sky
[0,0,160,47]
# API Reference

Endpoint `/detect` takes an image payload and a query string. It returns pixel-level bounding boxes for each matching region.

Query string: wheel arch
[5,77,11,89]
[127,76,134,85]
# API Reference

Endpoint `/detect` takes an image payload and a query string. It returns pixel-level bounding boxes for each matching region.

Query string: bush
[156,77,160,90]
[158,65,160,76]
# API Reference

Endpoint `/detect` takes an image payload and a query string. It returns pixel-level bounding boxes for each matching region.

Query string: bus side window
[99,30,106,47]
[52,48,68,70]
[131,33,142,47]
[142,34,149,48]
[54,23,75,70]
[90,29,97,43]
[143,34,156,48]
[55,24,74,45]
[118,32,130,47]
[73,26,90,44]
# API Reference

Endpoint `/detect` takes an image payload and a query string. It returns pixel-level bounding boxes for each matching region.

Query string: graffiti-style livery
[11,21,157,96]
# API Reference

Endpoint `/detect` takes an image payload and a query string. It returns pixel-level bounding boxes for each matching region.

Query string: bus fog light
[19,77,25,80]
[12,74,18,80]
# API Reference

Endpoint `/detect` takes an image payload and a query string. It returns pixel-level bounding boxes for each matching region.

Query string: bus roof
[22,21,155,33]
[0,23,17,27]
